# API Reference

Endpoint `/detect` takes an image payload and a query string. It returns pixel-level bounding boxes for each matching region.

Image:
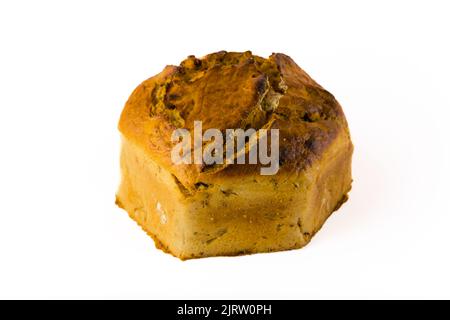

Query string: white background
[1,0,449,299]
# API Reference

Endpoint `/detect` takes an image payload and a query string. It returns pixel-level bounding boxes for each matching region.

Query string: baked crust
[119,51,350,191]
[117,51,353,259]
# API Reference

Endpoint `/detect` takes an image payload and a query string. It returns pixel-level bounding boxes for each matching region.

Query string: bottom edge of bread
[116,190,350,261]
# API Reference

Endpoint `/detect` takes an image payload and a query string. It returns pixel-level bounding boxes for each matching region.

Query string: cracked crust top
[119,51,350,190]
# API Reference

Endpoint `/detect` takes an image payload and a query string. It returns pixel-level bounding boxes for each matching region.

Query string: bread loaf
[116,51,353,259]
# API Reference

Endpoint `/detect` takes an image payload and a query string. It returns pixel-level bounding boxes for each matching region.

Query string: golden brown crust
[119,51,350,191]
[117,51,353,260]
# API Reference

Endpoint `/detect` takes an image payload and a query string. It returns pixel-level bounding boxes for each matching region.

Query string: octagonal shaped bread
[116,51,353,259]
